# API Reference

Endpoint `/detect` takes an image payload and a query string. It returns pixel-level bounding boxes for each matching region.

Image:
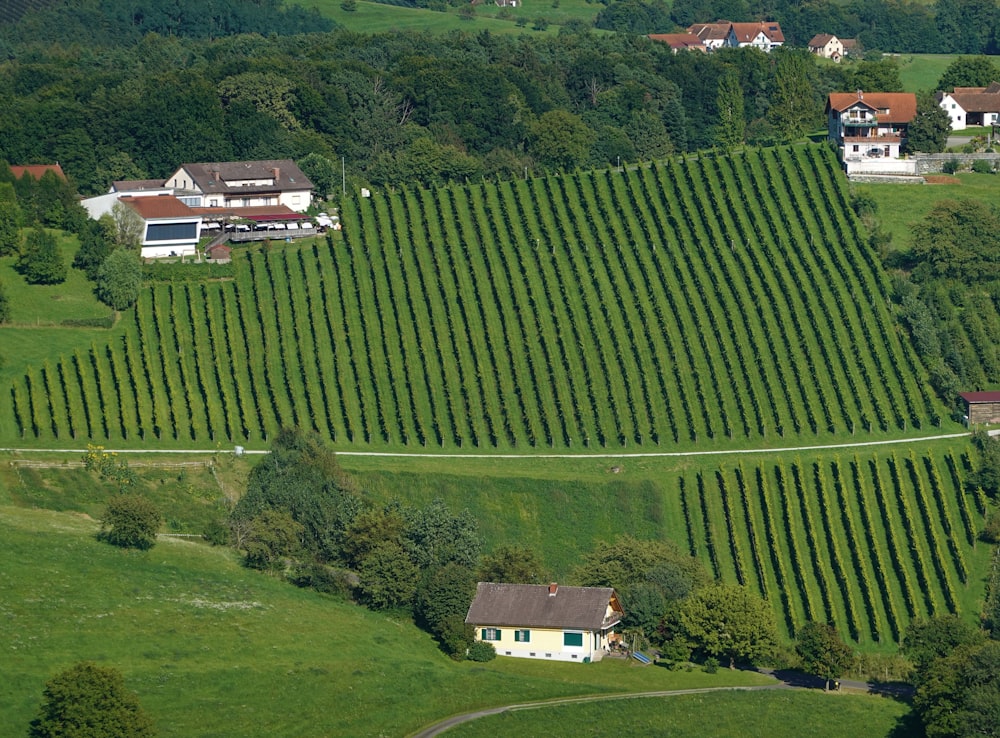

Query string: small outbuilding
[465,582,623,663]
[205,243,232,263]
[959,391,1000,425]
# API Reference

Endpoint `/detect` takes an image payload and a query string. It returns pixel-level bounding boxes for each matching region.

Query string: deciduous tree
[796,622,855,690]
[678,583,778,669]
[937,55,1000,90]
[100,494,162,550]
[906,91,952,154]
[913,640,1000,738]
[97,248,143,312]
[29,661,155,738]
[356,541,419,610]
[477,544,546,584]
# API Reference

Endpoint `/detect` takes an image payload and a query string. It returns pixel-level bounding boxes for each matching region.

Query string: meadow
[0,504,775,737]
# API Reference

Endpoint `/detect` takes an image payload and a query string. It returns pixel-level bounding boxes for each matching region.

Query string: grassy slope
[0,505,772,737]
[853,172,1000,249]
[446,690,912,738]
[307,0,601,34]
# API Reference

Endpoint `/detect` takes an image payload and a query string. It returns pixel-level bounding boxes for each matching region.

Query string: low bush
[942,159,961,174]
[467,641,496,662]
[972,159,995,174]
[100,494,162,550]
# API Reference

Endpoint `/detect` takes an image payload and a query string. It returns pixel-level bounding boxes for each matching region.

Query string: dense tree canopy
[938,56,1000,91]
[678,583,778,668]
[30,661,156,738]
[913,640,1000,738]
[910,199,1000,283]
[905,91,952,154]
[96,249,143,312]
[16,226,66,285]
[796,622,856,690]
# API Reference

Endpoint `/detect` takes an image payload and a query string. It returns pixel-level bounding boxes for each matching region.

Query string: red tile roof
[827,92,917,123]
[119,195,198,219]
[730,21,784,44]
[647,33,706,51]
[9,164,66,180]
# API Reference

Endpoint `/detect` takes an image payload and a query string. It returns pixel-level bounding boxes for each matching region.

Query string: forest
[0,0,980,196]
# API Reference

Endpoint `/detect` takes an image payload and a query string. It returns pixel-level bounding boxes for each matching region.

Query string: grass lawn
[852,171,1000,249]
[0,505,771,737]
[309,0,560,35]
[445,689,914,737]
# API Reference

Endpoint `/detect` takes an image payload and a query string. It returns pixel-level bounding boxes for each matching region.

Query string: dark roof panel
[465,583,621,630]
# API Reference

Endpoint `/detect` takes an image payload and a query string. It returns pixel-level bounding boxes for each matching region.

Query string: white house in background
[686,21,783,52]
[118,195,203,258]
[164,159,314,212]
[729,21,784,51]
[465,583,624,663]
[827,91,917,161]
[808,33,844,61]
[687,22,732,50]
[936,83,1000,130]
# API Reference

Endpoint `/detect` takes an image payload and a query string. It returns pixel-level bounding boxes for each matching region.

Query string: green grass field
[446,689,913,737]
[853,171,1000,249]
[0,504,773,737]
[307,0,593,35]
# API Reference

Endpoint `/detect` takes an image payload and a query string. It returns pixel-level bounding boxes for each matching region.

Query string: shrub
[703,656,719,673]
[467,640,496,662]
[29,662,155,738]
[100,494,162,550]
[942,159,961,174]
[981,512,1000,544]
[202,517,231,546]
[972,159,995,174]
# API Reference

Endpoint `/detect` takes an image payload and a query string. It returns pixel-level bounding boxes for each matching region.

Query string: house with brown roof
[164,159,313,212]
[687,22,732,50]
[465,582,624,663]
[8,164,66,181]
[808,34,844,61]
[728,21,784,51]
[827,91,917,161]
[936,82,1000,131]
[648,32,707,53]
[118,195,203,258]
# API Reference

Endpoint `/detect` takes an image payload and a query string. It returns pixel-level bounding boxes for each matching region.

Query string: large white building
[164,159,314,212]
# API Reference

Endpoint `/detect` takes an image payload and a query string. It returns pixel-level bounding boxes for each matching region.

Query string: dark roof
[826,92,917,123]
[959,391,1000,404]
[688,22,731,41]
[465,583,622,630]
[113,179,168,192]
[731,21,784,44]
[943,87,1000,114]
[178,159,313,196]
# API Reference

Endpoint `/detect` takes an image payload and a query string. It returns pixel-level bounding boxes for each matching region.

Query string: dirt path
[0,429,984,461]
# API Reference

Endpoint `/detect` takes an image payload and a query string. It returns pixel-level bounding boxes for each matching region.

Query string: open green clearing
[0,145,951,451]
[854,172,1000,249]
[0,505,771,737]
[3,438,990,650]
[446,689,912,738]
[306,0,600,34]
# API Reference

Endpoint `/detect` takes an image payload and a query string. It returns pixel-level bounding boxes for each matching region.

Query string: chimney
[272,167,280,181]
[857,89,863,100]
[548,583,558,596]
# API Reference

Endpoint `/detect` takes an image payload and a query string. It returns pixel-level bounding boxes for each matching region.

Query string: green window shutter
[481,629,487,641]
[514,629,531,643]
[563,632,583,647]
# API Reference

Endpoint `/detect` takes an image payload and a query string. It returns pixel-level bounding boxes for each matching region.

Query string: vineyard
[3,144,946,449]
[663,446,990,645]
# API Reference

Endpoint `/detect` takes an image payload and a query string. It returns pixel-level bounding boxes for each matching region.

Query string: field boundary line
[0,430,984,460]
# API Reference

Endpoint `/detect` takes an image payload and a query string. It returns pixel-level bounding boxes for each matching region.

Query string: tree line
[0,23,961,198]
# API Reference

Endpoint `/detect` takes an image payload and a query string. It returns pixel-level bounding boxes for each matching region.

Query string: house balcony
[844,135,902,144]
[842,116,877,126]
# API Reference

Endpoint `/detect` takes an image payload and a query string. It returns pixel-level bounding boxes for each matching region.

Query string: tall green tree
[529,110,596,170]
[906,91,952,154]
[16,225,66,285]
[678,583,778,669]
[0,182,21,255]
[913,640,1000,738]
[30,661,156,738]
[769,49,820,143]
[796,622,855,690]
[97,249,143,312]
[477,544,546,584]
[714,70,746,150]
[356,541,419,610]
[0,278,10,324]
[910,199,1000,282]
[904,615,987,676]
[937,55,1000,90]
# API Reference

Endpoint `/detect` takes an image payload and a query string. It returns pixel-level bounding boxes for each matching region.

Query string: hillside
[0,144,948,451]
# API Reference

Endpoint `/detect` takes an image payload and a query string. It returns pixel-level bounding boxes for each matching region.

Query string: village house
[827,91,917,161]
[936,83,1000,130]
[647,32,706,53]
[8,164,67,181]
[686,21,783,52]
[164,159,314,212]
[117,195,204,259]
[465,582,624,663]
[808,33,844,61]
